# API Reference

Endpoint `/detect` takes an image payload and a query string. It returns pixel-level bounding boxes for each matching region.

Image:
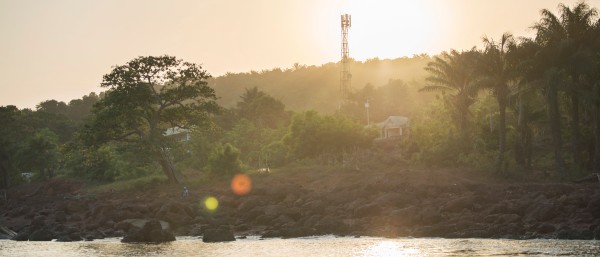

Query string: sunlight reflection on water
[1,236,599,257]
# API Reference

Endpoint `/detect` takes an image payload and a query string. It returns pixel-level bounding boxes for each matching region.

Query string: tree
[283,111,375,162]
[477,33,516,172]
[534,2,598,171]
[509,38,545,169]
[91,55,219,183]
[0,106,23,189]
[236,87,288,129]
[17,129,60,180]
[208,143,243,176]
[421,50,479,149]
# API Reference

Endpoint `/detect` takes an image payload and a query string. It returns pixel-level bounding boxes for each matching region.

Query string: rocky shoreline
[1,168,600,242]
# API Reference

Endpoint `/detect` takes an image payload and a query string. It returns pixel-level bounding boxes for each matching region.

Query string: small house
[164,127,191,142]
[373,116,410,140]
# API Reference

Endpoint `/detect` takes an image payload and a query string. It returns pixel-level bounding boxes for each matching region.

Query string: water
[1,236,599,256]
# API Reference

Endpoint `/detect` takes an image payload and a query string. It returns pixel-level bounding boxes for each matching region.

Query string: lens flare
[204,196,219,211]
[231,174,252,196]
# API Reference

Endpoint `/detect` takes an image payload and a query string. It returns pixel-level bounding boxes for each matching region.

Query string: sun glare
[362,241,420,256]
[342,1,445,59]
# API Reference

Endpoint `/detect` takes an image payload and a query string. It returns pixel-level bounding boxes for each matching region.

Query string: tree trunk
[594,103,600,172]
[570,92,582,170]
[0,161,8,190]
[158,149,182,184]
[515,93,526,168]
[495,94,507,173]
[458,106,471,153]
[546,72,566,175]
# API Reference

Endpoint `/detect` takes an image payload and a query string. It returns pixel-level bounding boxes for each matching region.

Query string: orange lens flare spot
[231,174,252,196]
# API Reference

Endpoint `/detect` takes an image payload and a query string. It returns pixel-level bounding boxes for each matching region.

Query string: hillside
[209,56,431,113]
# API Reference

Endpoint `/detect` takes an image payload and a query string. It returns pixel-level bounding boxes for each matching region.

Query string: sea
[1,236,599,256]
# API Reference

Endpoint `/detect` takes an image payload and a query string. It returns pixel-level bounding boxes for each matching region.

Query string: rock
[354,204,382,218]
[56,235,72,242]
[65,202,88,215]
[315,216,345,234]
[13,230,30,241]
[526,202,556,222]
[28,229,54,241]
[30,216,46,229]
[441,196,474,213]
[69,214,82,222]
[121,219,176,243]
[260,229,282,238]
[203,227,235,242]
[587,195,600,219]
[536,223,556,234]
[69,232,83,241]
[55,211,67,223]
[593,227,600,239]
[281,227,316,238]
[116,219,170,233]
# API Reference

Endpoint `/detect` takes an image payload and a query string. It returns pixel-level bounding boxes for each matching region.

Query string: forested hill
[209,55,431,113]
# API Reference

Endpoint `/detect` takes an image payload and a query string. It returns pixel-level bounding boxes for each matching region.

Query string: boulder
[121,219,175,243]
[28,229,54,241]
[441,196,475,213]
[354,204,382,218]
[536,223,556,234]
[56,235,72,242]
[13,230,30,241]
[587,195,600,219]
[281,226,316,238]
[55,211,67,223]
[203,227,235,242]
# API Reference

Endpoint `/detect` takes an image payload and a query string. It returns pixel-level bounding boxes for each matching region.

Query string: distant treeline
[210,55,431,113]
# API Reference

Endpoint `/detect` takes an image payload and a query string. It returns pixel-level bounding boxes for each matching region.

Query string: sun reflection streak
[361,241,421,257]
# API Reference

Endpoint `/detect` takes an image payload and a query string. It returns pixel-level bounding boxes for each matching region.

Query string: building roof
[382,116,409,127]
[164,127,190,136]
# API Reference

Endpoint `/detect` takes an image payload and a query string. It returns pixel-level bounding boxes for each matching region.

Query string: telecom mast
[340,14,352,106]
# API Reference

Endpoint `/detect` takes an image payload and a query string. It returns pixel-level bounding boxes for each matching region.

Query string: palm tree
[477,33,516,172]
[509,38,545,170]
[533,1,598,171]
[421,49,479,148]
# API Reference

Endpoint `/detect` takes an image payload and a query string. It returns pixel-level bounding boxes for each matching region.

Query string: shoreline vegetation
[3,1,600,243]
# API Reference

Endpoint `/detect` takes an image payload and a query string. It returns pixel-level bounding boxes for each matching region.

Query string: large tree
[477,33,516,172]
[534,2,598,171]
[421,49,479,148]
[91,55,219,183]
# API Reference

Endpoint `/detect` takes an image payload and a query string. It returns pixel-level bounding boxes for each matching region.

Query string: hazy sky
[1,0,599,108]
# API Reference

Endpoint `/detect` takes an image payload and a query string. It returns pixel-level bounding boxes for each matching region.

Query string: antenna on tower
[340,13,352,108]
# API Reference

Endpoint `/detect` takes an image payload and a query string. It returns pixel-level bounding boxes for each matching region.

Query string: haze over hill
[210,55,431,113]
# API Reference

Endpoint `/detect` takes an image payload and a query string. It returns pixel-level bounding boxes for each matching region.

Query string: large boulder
[202,226,235,243]
[28,228,54,241]
[587,194,600,219]
[121,219,175,243]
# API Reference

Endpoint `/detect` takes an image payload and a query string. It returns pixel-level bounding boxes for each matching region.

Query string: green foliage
[208,143,243,176]
[284,111,376,161]
[0,106,27,188]
[62,143,120,182]
[90,55,219,182]
[236,87,289,129]
[261,141,289,168]
[17,128,60,180]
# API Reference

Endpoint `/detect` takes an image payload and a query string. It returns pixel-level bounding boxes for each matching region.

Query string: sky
[1,0,599,109]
